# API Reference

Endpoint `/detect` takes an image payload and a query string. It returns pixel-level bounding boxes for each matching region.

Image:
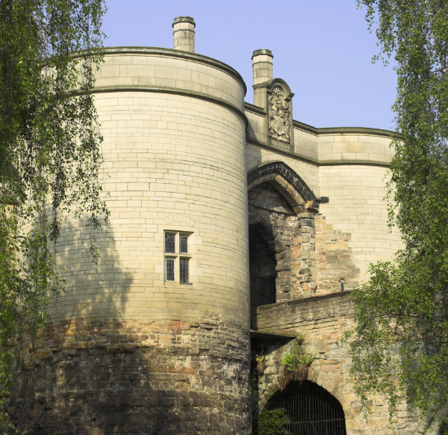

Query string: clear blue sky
[102,0,397,131]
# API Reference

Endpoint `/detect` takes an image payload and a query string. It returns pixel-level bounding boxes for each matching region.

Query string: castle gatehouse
[11,16,439,435]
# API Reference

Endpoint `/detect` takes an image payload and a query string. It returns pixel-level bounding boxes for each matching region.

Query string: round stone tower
[13,17,251,434]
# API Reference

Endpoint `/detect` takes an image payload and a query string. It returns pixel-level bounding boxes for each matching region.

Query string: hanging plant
[279,338,315,392]
[296,333,305,345]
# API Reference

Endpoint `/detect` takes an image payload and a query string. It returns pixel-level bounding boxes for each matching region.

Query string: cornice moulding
[100,46,247,96]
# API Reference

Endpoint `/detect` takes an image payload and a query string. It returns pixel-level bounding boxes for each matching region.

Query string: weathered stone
[251,292,438,435]
[11,319,251,435]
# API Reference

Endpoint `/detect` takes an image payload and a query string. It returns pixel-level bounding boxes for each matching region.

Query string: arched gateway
[267,381,347,435]
[248,161,320,309]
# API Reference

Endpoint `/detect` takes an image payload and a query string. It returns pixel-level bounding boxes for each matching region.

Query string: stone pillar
[297,213,317,297]
[252,49,273,108]
[173,16,195,52]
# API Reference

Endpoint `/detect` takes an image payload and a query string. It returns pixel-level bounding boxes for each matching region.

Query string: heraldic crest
[268,84,292,143]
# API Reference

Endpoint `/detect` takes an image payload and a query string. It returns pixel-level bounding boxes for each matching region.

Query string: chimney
[173,16,196,53]
[252,49,273,108]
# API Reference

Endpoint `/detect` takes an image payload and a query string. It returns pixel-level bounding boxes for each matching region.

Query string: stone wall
[5,20,415,435]
[19,46,253,434]
[11,318,250,435]
[52,48,250,328]
[314,215,359,295]
[318,164,402,279]
[246,129,403,284]
[251,292,439,435]
[248,179,359,307]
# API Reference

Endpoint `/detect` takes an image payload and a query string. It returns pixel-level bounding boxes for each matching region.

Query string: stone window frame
[164,231,192,285]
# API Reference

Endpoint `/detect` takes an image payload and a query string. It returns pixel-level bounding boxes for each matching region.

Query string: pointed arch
[247,162,319,214]
[248,214,285,254]
[265,380,347,435]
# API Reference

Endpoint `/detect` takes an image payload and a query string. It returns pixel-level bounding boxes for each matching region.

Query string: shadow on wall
[52,216,133,322]
[249,222,277,311]
[11,218,140,434]
[11,220,251,434]
[247,151,361,300]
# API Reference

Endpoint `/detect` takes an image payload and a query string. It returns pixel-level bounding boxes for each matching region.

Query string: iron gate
[271,381,347,435]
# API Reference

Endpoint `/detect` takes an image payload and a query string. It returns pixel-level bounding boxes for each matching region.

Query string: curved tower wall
[14,41,251,435]
[54,47,249,326]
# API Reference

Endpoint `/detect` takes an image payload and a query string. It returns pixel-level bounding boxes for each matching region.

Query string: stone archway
[247,161,319,214]
[248,214,286,311]
[266,380,347,435]
[249,218,279,311]
[248,162,321,302]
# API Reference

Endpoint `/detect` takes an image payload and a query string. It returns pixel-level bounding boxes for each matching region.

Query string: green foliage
[296,332,305,345]
[301,354,316,367]
[253,408,290,435]
[279,339,315,391]
[0,0,107,426]
[281,351,301,373]
[351,0,448,427]
[281,339,315,372]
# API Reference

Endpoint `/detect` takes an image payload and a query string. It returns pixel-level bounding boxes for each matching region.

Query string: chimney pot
[252,49,273,108]
[252,49,273,85]
[173,16,196,53]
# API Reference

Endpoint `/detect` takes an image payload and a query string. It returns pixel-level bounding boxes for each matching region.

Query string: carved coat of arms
[268,86,291,143]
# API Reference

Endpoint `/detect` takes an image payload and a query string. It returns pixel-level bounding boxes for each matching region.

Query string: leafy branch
[0,0,107,428]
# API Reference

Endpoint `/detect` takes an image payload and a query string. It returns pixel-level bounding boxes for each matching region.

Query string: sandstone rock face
[13,319,250,434]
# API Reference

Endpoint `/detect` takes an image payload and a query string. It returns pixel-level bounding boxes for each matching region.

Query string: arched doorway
[267,381,347,435]
[249,222,276,310]
[247,162,321,309]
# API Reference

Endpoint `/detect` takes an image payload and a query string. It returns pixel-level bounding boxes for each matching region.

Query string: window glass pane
[180,258,189,284]
[165,233,175,253]
[180,236,188,253]
[166,258,175,281]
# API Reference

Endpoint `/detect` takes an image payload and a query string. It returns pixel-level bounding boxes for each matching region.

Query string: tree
[348,0,448,428]
[0,0,107,425]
